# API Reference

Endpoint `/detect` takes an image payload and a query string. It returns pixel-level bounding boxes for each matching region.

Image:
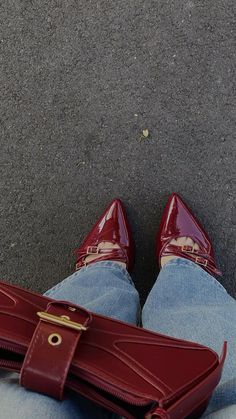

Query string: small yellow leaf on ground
[142,129,149,138]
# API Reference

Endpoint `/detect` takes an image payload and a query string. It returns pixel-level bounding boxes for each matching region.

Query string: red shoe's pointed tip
[167,192,189,211]
[107,198,123,206]
[169,192,183,202]
[106,198,125,213]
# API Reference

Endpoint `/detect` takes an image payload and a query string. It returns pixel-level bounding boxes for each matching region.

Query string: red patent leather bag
[0,281,226,419]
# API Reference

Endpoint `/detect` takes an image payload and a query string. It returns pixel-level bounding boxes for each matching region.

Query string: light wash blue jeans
[0,258,236,418]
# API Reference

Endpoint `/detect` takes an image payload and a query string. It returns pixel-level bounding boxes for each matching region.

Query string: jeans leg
[44,261,140,324]
[0,262,140,419]
[142,258,236,416]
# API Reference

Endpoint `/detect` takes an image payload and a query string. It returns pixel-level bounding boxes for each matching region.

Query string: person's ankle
[161,236,199,268]
[84,241,127,270]
[161,255,182,267]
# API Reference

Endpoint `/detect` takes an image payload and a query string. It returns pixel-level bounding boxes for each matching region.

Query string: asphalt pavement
[0,0,235,304]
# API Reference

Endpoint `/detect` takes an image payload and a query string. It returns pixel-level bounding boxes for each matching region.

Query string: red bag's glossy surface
[0,281,226,418]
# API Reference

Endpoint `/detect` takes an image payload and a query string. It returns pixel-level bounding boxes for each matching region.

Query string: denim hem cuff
[163,256,206,271]
[79,260,134,285]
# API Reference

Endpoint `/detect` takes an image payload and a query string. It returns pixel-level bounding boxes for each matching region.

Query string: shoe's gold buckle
[87,246,99,255]
[195,256,208,267]
[37,311,87,331]
[75,262,82,271]
[181,245,197,253]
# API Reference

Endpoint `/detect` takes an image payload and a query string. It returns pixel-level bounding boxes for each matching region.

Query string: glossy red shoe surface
[156,193,222,276]
[75,199,134,272]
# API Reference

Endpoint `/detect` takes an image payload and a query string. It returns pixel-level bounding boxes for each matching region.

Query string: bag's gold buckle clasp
[37,311,87,331]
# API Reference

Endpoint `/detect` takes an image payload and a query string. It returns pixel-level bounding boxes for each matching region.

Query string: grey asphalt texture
[0,0,235,305]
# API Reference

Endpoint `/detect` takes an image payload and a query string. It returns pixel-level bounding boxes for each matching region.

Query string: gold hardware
[37,311,87,331]
[195,257,208,267]
[68,307,76,312]
[181,245,196,253]
[75,262,80,271]
[61,315,70,320]
[48,333,62,346]
[87,246,99,254]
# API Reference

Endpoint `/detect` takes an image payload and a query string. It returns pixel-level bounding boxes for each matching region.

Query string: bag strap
[20,301,91,399]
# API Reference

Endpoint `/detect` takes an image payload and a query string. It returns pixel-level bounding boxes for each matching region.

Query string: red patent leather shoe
[156,193,222,276]
[75,199,134,272]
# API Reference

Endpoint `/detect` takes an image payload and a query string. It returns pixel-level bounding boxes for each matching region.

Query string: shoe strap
[162,243,222,276]
[75,246,128,271]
